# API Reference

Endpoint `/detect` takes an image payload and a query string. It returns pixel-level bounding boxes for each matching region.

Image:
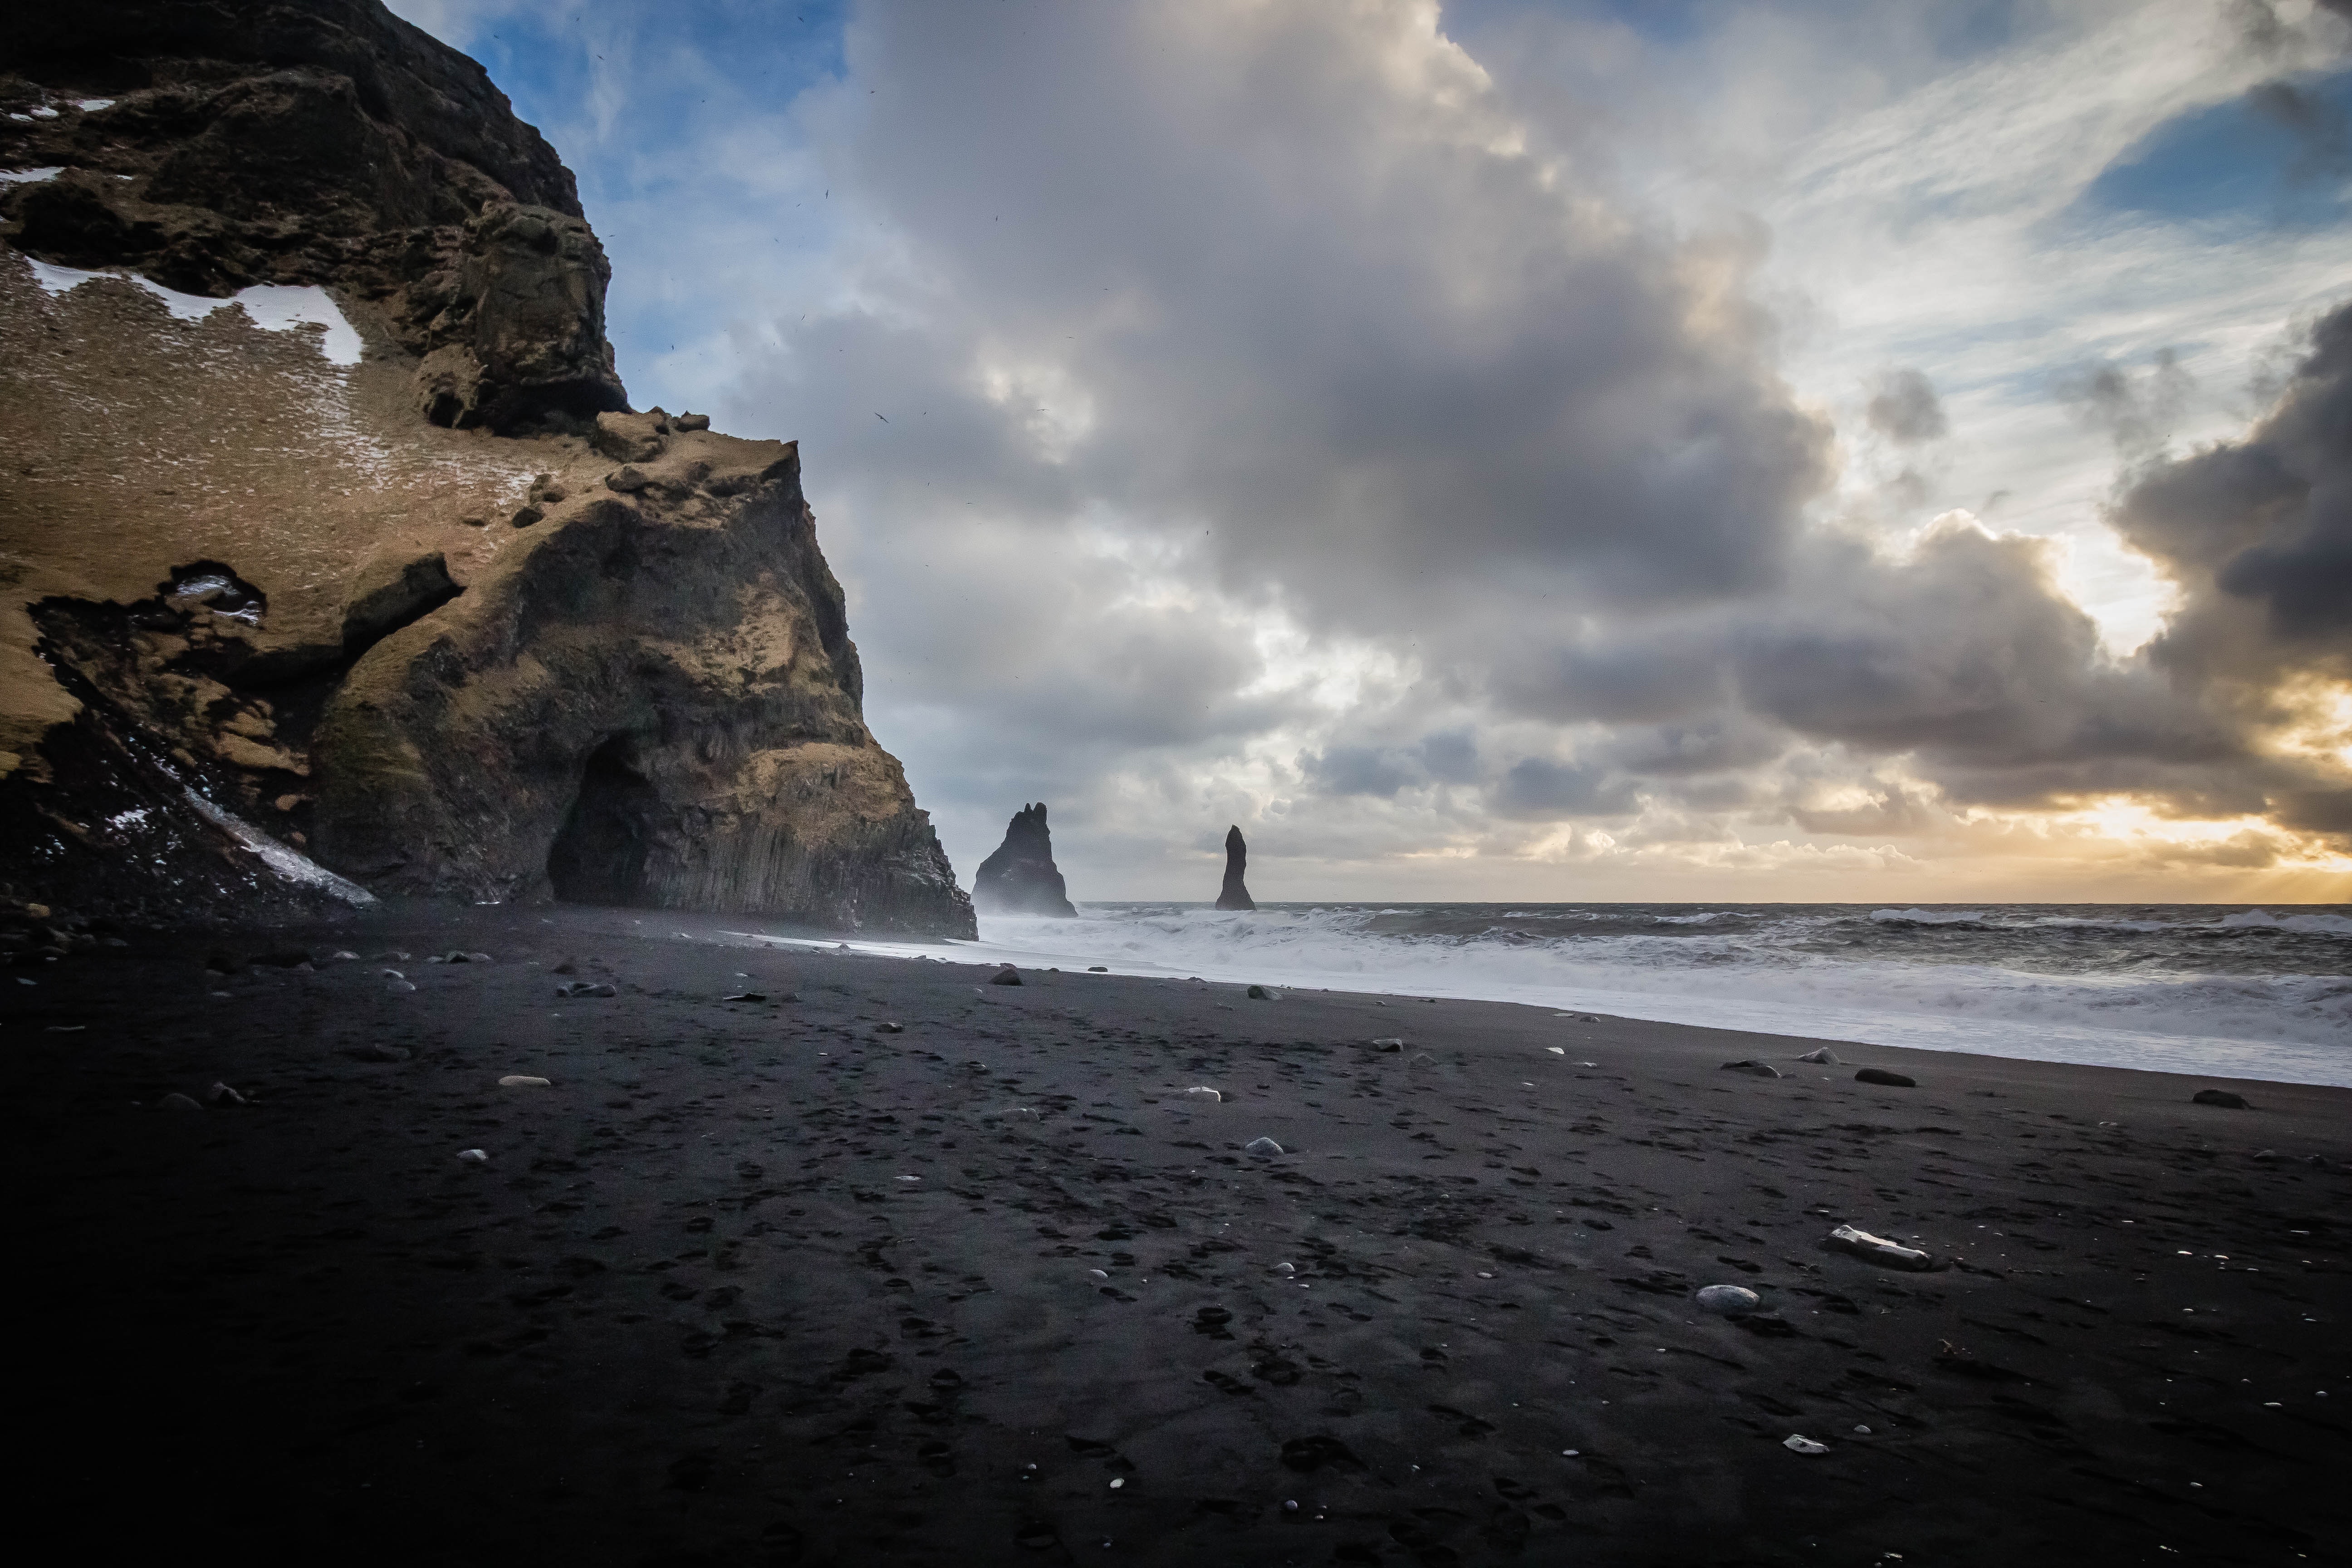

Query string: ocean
[762,902,2352,1088]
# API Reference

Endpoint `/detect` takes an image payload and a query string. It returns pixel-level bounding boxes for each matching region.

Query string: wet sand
[10,903,2350,1566]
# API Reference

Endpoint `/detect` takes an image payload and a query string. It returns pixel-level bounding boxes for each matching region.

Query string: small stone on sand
[456,1148,488,1163]
[1245,1136,1284,1156]
[157,1092,203,1112]
[1783,1435,1828,1455]
[1856,1068,1916,1088]
[991,967,1024,987]
[497,1075,550,1088]
[1695,1284,1761,1314]
[1183,1086,1222,1102]
[2193,1088,2250,1109]
[1795,1047,1841,1065]
[1721,1059,1783,1078]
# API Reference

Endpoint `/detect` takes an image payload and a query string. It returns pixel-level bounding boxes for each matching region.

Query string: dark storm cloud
[1866,367,1949,444]
[2120,296,2352,663]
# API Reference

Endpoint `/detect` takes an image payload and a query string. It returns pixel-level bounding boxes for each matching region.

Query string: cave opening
[547,737,659,904]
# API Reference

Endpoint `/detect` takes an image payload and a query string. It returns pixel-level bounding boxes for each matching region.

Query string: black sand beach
[11,904,2349,1566]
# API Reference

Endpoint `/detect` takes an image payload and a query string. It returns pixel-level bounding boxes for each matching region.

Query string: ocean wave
[897,901,2352,1086]
[2215,908,2352,937]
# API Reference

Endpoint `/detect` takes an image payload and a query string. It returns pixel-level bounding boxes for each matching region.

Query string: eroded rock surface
[971,802,1077,917]
[0,2,973,936]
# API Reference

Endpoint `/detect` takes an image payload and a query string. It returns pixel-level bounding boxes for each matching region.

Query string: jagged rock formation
[971,803,1076,917]
[1215,824,1256,911]
[2,0,624,431]
[0,1,974,936]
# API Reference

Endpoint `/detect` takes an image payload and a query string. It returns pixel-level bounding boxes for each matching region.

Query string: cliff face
[0,1,974,936]
[971,803,1077,917]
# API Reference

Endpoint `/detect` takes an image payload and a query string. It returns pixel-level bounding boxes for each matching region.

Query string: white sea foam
[21,255,362,364]
[729,901,2352,1088]
[0,167,63,186]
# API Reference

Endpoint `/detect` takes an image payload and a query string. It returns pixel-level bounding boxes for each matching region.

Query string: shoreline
[13,901,2351,1563]
[747,908,2352,1093]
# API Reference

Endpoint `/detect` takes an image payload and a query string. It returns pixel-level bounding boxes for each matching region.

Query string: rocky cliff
[0,1,974,936]
[970,802,1076,917]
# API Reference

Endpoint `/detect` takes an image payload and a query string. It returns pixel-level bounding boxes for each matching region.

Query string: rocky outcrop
[1215,824,1256,911]
[1,0,624,431]
[971,803,1077,917]
[0,2,973,936]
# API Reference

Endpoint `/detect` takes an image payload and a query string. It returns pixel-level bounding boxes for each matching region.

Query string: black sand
[11,904,2350,1565]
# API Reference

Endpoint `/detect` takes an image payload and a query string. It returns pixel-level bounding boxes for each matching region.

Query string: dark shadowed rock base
[14,904,2350,1565]
[970,802,1076,917]
[1215,823,1255,911]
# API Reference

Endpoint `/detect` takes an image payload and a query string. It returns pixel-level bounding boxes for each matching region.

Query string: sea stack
[1215,824,1256,911]
[971,803,1077,917]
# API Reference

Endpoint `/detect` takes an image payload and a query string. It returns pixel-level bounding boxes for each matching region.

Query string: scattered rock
[2193,1088,2251,1109]
[1856,1068,1916,1088]
[1247,984,1279,1000]
[1794,1047,1841,1065]
[604,465,653,494]
[724,992,769,1003]
[157,1091,203,1112]
[510,503,545,528]
[1273,1261,1296,1276]
[1003,1107,1043,1122]
[673,412,711,431]
[552,959,577,975]
[203,1081,249,1107]
[555,981,617,998]
[990,967,1024,987]
[1245,1136,1284,1157]
[971,803,1078,916]
[1373,1037,1405,1051]
[593,410,666,463]
[1087,965,1108,973]
[386,979,417,994]
[1783,1435,1829,1455]
[456,1148,489,1163]
[1695,1284,1761,1314]
[872,1021,903,1033]
[1182,1086,1223,1102]
[1825,1223,1935,1272]
[1215,824,1256,911]
[328,950,359,961]
[497,1074,551,1088]
[1721,1059,1783,1078]
[1409,1052,1436,1068]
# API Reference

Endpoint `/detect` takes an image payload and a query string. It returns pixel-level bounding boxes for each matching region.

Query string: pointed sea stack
[1215,824,1256,911]
[971,804,1077,917]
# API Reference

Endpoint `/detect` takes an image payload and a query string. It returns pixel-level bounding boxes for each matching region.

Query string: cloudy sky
[388,0,2352,903]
